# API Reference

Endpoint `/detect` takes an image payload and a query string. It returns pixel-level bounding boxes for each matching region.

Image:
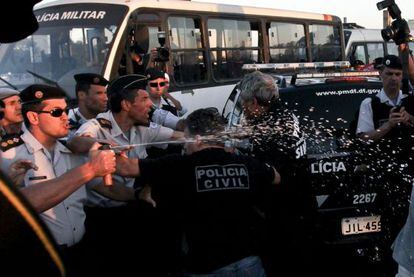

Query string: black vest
[372,94,414,161]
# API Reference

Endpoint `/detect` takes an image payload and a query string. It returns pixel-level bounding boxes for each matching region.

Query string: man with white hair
[238,71,315,276]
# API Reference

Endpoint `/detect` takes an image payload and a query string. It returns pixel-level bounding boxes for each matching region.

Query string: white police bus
[0,0,345,113]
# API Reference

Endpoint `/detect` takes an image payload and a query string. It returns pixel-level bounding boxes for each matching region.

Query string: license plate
[341,216,381,235]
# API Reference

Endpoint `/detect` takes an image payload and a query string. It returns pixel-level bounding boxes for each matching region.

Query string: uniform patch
[195,164,250,192]
[0,133,23,152]
[29,176,47,181]
[96,118,112,129]
[35,90,43,99]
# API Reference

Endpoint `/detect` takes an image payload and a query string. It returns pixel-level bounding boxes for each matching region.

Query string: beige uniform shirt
[1,130,87,246]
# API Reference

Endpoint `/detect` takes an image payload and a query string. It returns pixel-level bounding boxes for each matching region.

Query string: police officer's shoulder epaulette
[96,118,112,129]
[57,139,73,153]
[149,105,156,120]
[58,139,68,147]
[0,133,23,152]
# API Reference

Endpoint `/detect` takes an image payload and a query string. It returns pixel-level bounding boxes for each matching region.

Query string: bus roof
[345,29,383,42]
[35,0,341,22]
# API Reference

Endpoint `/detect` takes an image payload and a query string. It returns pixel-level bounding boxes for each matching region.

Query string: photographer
[131,30,170,75]
[377,0,414,89]
[128,43,155,75]
[356,55,414,142]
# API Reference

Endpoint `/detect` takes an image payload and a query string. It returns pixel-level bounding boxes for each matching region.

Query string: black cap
[107,74,148,96]
[74,73,109,86]
[145,68,166,81]
[382,55,402,70]
[373,57,384,69]
[20,84,67,105]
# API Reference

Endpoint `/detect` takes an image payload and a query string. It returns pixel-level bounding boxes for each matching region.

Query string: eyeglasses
[149,81,168,88]
[36,108,69,117]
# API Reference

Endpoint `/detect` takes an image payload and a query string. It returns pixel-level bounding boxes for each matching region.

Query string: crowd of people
[2,9,414,273]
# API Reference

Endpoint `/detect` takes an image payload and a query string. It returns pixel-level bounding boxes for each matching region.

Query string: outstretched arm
[66,135,98,154]
[163,91,183,113]
[399,43,414,85]
[116,155,139,178]
[21,143,115,212]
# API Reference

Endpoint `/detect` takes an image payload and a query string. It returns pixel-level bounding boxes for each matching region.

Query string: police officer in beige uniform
[0,84,116,276]
[68,74,184,275]
[69,74,183,205]
[0,88,23,138]
[67,73,109,137]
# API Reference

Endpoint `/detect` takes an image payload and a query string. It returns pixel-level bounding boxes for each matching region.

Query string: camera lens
[381,26,395,42]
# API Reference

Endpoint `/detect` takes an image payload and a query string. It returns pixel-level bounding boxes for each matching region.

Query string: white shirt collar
[97,111,137,140]
[21,129,70,155]
[377,89,406,106]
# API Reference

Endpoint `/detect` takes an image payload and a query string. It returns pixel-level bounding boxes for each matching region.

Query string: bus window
[168,16,207,85]
[309,24,342,61]
[268,22,306,63]
[0,4,126,99]
[132,13,161,54]
[352,44,367,64]
[386,42,399,56]
[367,42,384,63]
[208,18,261,81]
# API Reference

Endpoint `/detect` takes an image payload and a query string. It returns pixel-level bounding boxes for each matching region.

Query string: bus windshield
[0,4,127,98]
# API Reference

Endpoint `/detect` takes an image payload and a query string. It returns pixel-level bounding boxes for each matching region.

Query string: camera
[377,0,411,45]
[155,31,170,62]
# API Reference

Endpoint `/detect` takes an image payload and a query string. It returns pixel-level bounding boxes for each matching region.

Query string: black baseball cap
[20,84,67,105]
[145,68,166,81]
[74,73,109,86]
[107,74,148,96]
[382,55,402,70]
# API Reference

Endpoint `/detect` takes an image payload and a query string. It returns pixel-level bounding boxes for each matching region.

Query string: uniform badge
[0,133,23,152]
[35,90,43,99]
[96,118,112,129]
[385,59,391,65]
[93,77,100,84]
